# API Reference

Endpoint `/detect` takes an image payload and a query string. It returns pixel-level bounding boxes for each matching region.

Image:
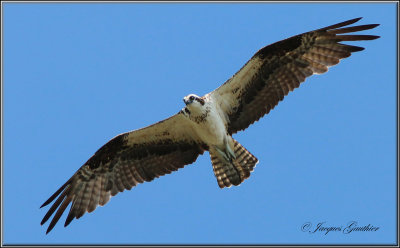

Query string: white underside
[195,108,227,147]
[185,95,229,148]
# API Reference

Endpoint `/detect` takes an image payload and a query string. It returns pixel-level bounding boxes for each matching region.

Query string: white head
[183,94,204,107]
[182,94,206,115]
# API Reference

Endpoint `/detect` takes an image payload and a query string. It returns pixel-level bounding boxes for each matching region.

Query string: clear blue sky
[3,2,397,245]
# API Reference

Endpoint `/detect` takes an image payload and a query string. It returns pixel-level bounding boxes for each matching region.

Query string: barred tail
[210,139,259,188]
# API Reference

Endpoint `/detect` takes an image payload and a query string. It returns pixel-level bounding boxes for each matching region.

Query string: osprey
[41,17,379,233]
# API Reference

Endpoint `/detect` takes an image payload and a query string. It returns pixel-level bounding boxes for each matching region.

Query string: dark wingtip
[344,17,362,25]
[339,17,363,26]
[318,17,364,32]
[40,199,51,208]
[64,213,75,227]
[344,17,363,23]
[46,221,57,234]
[40,178,72,209]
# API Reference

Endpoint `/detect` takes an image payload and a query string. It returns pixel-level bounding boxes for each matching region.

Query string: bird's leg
[225,137,236,161]
[215,137,236,163]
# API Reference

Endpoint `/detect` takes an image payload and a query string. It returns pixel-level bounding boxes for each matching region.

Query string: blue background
[3,2,397,245]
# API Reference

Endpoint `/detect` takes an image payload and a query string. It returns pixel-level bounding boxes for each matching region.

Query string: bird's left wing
[40,112,207,234]
[209,17,379,134]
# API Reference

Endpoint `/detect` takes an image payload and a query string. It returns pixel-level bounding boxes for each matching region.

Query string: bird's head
[183,94,204,107]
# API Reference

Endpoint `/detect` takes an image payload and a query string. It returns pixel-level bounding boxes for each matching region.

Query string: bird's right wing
[209,17,379,134]
[40,112,207,233]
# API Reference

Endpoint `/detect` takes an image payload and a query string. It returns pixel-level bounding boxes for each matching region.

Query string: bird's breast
[191,106,228,146]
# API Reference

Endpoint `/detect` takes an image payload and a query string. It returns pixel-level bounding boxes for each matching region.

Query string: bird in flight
[41,17,379,234]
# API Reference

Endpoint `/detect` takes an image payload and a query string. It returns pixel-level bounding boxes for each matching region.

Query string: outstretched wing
[210,17,380,134]
[40,112,207,234]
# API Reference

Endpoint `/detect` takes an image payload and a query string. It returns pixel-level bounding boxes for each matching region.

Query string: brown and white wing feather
[40,112,207,234]
[210,17,379,134]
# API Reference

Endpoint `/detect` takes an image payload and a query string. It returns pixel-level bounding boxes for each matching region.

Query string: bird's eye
[189,96,195,101]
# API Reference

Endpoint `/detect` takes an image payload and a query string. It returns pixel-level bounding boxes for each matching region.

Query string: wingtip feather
[348,17,363,24]
[321,17,363,30]
[64,211,75,227]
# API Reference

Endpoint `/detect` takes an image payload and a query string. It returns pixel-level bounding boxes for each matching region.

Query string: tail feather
[210,139,258,188]
[211,155,241,188]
